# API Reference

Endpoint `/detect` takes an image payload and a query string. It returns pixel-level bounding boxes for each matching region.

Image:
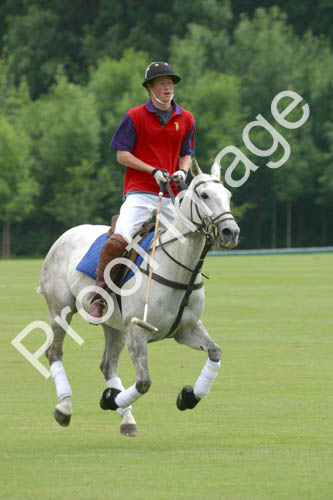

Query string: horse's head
[179,158,240,249]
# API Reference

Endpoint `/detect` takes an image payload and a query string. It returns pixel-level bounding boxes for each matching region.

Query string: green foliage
[169,1,231,80]
[2,0,233,100]
[0,59,31,119]
[176,70,244,171]
[5,6,70,98]
[0,113,38,223]
[230,0,333,41]
[225,8,301,113]
[46,161,98,227]
[28,71,99,175]
[221,7,332,247]
[19,70,102,232]
[317,122,333,205]
[0,2,332,254]
[88,49,148,139]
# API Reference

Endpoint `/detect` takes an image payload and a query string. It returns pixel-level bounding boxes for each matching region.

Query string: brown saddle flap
[108,215,119,237]
[107,215,155,289]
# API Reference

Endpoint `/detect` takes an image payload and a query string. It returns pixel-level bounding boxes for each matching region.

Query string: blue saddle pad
[76,231,154,283]
[76,233,108,280]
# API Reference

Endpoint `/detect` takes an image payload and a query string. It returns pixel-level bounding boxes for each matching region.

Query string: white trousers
[115,193,177,243]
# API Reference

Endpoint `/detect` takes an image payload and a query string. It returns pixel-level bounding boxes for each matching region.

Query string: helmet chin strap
[151,89,174,106]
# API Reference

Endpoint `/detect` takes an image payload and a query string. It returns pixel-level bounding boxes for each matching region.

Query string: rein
[166,233,212,337]
[140,177,232,336]
[157,231,210,279]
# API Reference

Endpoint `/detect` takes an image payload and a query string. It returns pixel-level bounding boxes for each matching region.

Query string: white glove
[171,169,187,184]
[152,169,170,186]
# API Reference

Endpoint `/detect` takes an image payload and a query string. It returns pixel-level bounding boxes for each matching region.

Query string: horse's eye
[201,192,209,199]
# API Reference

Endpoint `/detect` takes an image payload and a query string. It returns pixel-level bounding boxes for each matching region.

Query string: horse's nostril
[222,228,232,237]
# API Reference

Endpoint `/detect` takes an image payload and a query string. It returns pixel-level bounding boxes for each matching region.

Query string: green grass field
[1,254,332,500]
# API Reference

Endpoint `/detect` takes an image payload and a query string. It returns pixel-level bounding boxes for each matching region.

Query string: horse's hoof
[120,423,138,437]
[53,408,71,427]
[176,391,187,411]
[176,385,200,411]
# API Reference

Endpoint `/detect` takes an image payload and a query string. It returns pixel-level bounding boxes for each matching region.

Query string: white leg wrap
[193,359,221,399]
[107,377,133,417]
[115,383,142,409]
[107,376,125,391]
[50,361,72,401]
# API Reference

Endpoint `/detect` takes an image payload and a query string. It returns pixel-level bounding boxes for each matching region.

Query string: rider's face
[150,77,174,102]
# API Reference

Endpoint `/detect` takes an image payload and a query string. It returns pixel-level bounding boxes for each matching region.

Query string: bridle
[165,177,236,239]
[189,178,236,238]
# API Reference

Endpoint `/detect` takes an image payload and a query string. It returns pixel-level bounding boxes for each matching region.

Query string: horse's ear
[190,157,202,177]
[211,161,221,180]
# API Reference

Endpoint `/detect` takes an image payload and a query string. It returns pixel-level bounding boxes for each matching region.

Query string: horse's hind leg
[45,305,74,426]
[99,323,151,424]
[174,320,222,411]
[100,324,138,437]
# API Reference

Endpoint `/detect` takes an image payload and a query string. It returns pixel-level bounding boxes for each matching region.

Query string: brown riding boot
[88,234,128,320]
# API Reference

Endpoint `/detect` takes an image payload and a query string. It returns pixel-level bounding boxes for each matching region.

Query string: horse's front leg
[99,324,137,437]
[174,320,221,411]
[100,323,151,416]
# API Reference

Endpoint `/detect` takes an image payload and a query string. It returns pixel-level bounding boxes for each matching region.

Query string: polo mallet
[131,180,167,333]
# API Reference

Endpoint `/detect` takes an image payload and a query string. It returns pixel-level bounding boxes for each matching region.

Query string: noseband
[189,179,235,236]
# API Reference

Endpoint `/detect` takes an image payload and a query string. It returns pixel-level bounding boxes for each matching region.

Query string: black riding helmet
[142,61,181,87]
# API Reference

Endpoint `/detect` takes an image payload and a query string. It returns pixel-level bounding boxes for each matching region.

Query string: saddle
[108,215,155,290]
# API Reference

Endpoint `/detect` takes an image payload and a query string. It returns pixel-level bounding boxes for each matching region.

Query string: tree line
[0,0,332,257]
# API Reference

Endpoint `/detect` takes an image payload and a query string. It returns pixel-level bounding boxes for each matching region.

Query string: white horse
[40,160,239,436]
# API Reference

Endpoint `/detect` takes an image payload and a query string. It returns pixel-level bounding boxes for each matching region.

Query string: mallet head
[131,316,159,333]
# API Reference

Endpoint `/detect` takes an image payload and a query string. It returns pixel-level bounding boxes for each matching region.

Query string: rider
[88,61,196,319]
